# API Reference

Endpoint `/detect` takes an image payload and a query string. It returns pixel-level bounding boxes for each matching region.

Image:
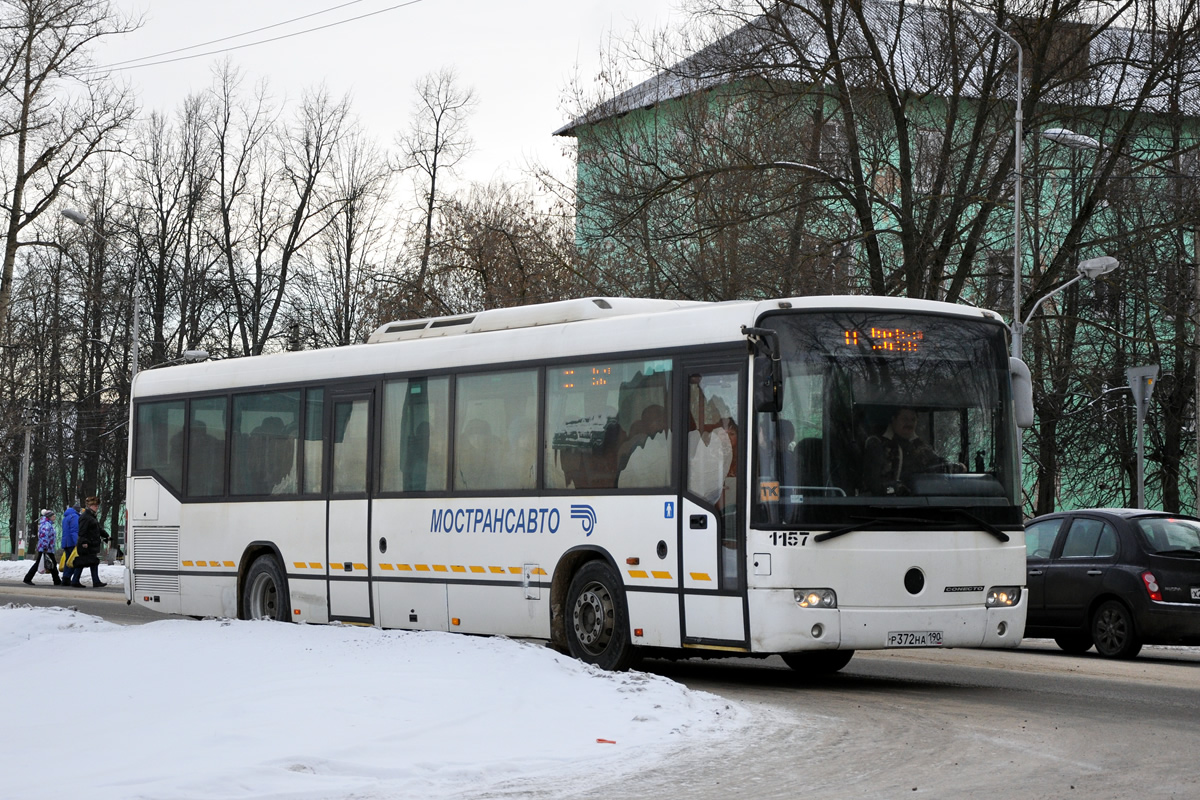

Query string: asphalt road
[5,580,1199,799]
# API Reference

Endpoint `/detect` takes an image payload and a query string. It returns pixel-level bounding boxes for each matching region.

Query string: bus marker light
[634,628,643,637]
[596,739,616,744]
[294,609,300,616]
[452,617,460,626]
[626,557,640,565]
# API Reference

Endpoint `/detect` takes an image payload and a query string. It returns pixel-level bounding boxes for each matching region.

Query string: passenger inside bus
[861,406,964,496]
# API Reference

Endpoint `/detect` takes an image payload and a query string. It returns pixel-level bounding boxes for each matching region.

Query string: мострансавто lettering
[430,507,562,534]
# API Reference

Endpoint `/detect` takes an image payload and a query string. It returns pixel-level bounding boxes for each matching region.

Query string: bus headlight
[986,586,1022,607]
[795,589,837,609]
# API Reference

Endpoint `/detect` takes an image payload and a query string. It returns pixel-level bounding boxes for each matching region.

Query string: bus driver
[862,406,964,496]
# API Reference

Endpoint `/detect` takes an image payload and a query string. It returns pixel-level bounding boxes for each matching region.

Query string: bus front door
[680,360,748,648]
[327,391,374,623]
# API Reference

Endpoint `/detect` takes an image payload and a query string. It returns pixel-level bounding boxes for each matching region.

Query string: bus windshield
[753,310,1019,527]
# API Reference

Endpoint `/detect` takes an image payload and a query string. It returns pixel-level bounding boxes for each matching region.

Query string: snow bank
[1,606,746,799]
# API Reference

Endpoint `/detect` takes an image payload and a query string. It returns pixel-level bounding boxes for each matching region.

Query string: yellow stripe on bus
[398,564,413,571]
[433,565,448,572]
[470,566,486,573]
[489,566,505,574]
[182,561,194,567]
[651,571,672,580]
[309,562,322,569]
[293,562,305,569]
[451,565,466,573]
[689,572,712,582]
[353,563,366,571]
[380,563,394,570]
[415,565,430,571]
[628,570,649,579]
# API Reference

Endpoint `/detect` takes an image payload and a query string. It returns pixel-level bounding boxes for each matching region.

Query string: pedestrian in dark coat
[72,496,107,588]
[59,505,80,586]
[23,509,62,585]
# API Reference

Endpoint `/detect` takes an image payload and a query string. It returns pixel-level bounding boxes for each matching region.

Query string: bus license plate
[887,630,944,648]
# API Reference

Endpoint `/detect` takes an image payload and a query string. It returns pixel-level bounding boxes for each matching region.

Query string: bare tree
[292,130,392,347]
[0,0,138,334]
[395,67,476,311]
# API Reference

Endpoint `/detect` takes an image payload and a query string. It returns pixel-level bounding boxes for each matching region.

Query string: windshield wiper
[813,516,901,543]
[1154,548,1200,559]
[939,508,1010,543]
[813,508,1010,543]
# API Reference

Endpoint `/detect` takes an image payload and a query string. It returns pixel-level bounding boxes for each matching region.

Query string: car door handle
[1087,569,1103,576]
[1027,569,1043,576]
[689,515,708,530]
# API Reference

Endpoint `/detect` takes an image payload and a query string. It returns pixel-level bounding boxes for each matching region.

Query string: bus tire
[781,650,854,675]
[243,554,291,622]
[565,560,637,671]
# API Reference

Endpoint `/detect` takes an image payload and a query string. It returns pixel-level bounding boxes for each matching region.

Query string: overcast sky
[100,0,679,187]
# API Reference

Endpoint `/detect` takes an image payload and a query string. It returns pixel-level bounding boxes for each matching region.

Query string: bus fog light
[811,623,824,638]
[997,621,1007,637]
[986,586,1021,607]
[795,589,837,608]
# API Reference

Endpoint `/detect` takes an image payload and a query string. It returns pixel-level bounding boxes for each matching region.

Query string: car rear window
[1135,517,1200,554]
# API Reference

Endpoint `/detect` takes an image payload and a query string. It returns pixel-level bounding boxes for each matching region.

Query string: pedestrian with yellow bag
[59,505,80,586]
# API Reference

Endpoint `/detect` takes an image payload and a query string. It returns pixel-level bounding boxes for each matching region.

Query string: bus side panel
[178,500,327,621]
[626,590,682,648]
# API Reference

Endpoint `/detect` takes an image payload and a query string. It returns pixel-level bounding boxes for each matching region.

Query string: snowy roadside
[0,557,125,586]
[1,606,753,800]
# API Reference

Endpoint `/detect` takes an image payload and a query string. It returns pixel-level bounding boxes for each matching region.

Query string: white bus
[125,295,1030,672]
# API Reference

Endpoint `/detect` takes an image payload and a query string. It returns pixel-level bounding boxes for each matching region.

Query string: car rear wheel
[1053,633,1093,654]
[1091,600,1142,659]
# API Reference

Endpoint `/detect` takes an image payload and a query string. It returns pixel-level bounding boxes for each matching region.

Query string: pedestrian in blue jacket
[60,506,80,586]
[23,510,62,585]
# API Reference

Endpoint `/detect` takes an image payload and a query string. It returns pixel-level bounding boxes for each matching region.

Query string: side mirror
[1009,357,1034,429]
[743,325,783,413]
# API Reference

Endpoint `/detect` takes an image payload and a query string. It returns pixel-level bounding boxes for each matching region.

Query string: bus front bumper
[748,588,1027,653]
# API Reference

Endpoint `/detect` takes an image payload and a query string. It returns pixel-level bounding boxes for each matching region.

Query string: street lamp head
[61,208,88,226]
[182,349,209,362]
[1040,127,1101,151]
[1077,255,1120,279]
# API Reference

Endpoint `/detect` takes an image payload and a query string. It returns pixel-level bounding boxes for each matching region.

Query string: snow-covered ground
[1,604,749,800]
[0,557,126,586]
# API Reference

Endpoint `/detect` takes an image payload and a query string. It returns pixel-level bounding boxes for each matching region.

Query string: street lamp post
[1011,255,1120,355]
[62,208,139,379]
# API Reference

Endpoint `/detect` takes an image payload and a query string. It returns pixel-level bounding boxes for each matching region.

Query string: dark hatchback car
[1025,509,1200,658]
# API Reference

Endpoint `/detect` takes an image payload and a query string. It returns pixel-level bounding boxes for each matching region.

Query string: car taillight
[1141,571,1162,602]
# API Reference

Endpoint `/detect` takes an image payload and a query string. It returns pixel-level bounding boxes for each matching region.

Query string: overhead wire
[87,0,425,73]
[100,0,373,69]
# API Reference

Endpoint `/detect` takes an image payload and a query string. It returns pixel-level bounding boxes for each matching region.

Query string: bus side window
[231,391,300,496]
[545,359,672,491]
[135,400,185,493]
[186,397,227,497]
[381,377,449,493]
[455,370,537,492]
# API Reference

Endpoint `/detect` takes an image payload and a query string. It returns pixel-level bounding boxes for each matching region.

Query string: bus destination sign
[843,326,924,353]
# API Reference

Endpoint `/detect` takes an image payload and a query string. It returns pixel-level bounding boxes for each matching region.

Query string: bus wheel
[781,650,854,675]
[566,561,637,671]
[243,555,291,622]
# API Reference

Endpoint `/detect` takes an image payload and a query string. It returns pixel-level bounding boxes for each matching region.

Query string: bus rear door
[327,388,375,623]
